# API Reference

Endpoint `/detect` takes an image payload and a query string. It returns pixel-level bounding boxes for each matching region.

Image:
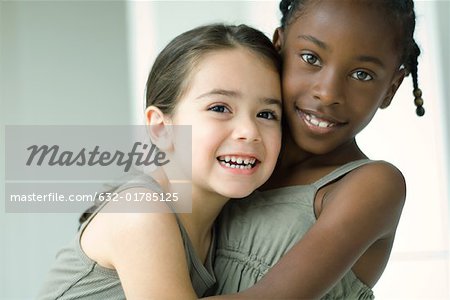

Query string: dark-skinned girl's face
[274,0,406,155]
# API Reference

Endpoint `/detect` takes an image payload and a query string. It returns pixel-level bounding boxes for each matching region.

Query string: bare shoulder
[356,160,404,181]
[105,192,183,265]
[340,160,406,201]
[336,161,406,201]
[81,187,196,298]
[322,161,406,238]
[81,186,179,269]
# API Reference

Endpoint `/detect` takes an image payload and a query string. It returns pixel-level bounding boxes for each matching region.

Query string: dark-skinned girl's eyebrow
[298,35,385,68]
[298,35,328,50]
[355,55,385,68]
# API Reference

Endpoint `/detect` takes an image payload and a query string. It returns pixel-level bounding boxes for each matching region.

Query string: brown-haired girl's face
[170,48,282,199]
[275,0,406,155]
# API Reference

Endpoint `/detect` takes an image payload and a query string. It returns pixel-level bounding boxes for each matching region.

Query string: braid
[279,0,307,28]
[399,0,424,116]
[279,0,293,28]
[408,42,421,91]
[408,41,424,116]
[278,0,424,116]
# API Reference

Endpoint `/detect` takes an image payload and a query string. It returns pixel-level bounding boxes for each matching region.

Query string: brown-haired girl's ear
[380,69,406,109]
[272,27,284,52]
[145,106,174,151]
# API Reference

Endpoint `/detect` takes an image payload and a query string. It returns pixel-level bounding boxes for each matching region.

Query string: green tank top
[214,159,375,299]
[38,176,216,299]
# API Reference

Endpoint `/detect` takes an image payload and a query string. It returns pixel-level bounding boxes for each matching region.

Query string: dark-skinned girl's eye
[300,53,321,66]
[351,70,373,81]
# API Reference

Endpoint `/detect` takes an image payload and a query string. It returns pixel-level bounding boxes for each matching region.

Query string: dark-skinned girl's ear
[272,27,284,52]
[380,68,406,109]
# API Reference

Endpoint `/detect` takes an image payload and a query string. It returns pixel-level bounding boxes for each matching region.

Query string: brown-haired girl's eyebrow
[196,89,281,108]
[261,98,282,110]
[196,89,240,100]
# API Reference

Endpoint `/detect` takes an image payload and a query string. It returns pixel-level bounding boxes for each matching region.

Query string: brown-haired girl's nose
[232,117,262,143]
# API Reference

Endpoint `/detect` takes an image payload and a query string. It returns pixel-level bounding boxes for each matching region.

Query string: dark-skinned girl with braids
[207,0,424,299]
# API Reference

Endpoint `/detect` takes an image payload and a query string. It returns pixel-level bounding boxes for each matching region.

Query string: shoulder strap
[79,174,164,232]
[113,174,164,194]
[113,175,184,227]
[312,159,375,189]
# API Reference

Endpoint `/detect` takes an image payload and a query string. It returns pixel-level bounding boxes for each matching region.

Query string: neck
[174,185,229,260]
[279,131,310,167]
[263,131,366,190]
[282,129,366,168]
[153,165,228,261]
[179,187,227,237]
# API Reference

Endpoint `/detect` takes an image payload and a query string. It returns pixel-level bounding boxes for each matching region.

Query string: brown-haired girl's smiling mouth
[217,155,260,170]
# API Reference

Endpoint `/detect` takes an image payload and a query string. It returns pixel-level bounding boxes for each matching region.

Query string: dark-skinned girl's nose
[312,69,344,106]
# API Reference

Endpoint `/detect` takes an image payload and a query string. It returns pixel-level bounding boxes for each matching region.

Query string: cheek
[282,77,309,115]
[348,86,386,112]
[191,123,222,157]
[263,128,282,160]
[282,64,310,99]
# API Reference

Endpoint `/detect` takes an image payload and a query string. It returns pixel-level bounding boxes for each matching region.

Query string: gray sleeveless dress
[38,176,216,299]
[214,159,375,299]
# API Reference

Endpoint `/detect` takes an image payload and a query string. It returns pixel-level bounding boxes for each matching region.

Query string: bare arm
[207,162,406,299]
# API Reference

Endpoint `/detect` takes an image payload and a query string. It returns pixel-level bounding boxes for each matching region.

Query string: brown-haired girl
[38,23,282,299]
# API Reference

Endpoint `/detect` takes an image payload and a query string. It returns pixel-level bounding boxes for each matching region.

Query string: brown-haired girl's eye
[257,111,278,121]
[208,105,231,113]
[300,53,321,66]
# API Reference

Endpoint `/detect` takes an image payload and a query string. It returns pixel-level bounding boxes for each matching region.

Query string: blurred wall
[0,1,130,298]
[437,1,450,191]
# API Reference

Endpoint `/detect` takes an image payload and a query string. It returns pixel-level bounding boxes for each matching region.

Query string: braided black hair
[278,0,424,116]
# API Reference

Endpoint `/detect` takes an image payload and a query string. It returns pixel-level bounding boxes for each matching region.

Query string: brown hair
[145,23,281,114]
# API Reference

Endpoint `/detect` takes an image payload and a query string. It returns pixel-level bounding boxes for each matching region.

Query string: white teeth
[310,118,319,126]
[218,155,257,170]
[305,113,334,128]
[220,161,252,169]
